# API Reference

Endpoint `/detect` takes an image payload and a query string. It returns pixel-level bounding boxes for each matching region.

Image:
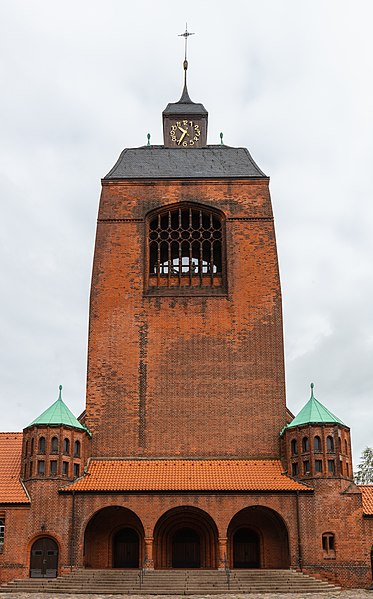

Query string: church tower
[85,54,287,459]
[1,38,372,590]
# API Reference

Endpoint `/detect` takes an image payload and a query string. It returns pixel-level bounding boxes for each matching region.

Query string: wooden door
[113,528,139,568]
[233,528,259,568]
[172,528,201,568]
[30,537,58,578]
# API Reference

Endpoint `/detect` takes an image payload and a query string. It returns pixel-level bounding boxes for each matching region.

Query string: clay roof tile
[0,433,30,504]
[61,459,311,493]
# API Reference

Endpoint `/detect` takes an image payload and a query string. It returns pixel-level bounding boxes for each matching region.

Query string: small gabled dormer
[21,385,91,483]
[282,383,353,481]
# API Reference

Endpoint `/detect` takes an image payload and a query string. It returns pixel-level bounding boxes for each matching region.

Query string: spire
[287,383,346,429]
[177,23,195,104]
[27,385,88,432]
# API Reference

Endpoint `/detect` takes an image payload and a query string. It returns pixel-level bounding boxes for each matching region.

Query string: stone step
[0,568,341,594]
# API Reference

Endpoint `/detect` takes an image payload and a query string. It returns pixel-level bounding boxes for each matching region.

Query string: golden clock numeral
[171,125,176,131]
[194,124,199,130]
[171,136,176,142]
[190,140,194,145]
[176,121,181,126]
[183,120,188,126]
[189,121,193,127]
[182,141,187,147]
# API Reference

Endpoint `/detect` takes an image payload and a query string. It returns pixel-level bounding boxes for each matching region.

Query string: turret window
[303,460,310,475]
[147,205,225,292]
[328,459,335,474]
[291,439,298,455]
[50,460,57,476]
[62,461,69,476]
[314,435,321,451]
[302,437,309,453]
[327,436,334,452]
[315,459,323,473]
[292,462,299,476]
[38,437,46,454]
[74,440,81,458]
[37,460,45,475]
[51,437,59,453]
[63,438,70,455]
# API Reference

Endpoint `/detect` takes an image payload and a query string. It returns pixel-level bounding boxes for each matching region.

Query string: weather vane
[178,23,195,66]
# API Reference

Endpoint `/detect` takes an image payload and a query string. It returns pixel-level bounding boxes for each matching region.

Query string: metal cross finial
[178,23,195,62]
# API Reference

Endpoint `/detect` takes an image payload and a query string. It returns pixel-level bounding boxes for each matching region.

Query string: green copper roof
[287,383,346,429]
[28,385,86,432]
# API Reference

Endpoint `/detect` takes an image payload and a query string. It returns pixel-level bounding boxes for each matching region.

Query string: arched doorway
[228,506,289,569]
[84,507,144,569]
[153,506,218,569]
[233,528,260,568]
[113,528,139,568]
[172,527,201,568]
[30,537,58,578]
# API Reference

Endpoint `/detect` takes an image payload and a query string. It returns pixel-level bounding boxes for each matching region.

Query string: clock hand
[177,130,187,145]
[178,126,188,134]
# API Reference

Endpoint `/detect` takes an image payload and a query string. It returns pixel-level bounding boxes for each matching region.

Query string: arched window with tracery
[147,204,225,293]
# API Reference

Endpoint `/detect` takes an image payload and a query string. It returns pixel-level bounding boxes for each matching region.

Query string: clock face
[169,120,201,147]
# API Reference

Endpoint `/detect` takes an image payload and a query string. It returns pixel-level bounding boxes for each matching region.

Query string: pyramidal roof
[287,383,346,429]
[28,385,86,432]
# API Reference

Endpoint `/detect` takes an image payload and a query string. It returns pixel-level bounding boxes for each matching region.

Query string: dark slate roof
[163,101,208,115]
[104,146,266,180]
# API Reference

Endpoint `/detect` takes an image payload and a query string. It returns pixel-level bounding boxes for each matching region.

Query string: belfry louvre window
[147,205,225,292]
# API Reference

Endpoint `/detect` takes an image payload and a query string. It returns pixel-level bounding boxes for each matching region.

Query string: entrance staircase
[0,568,341,594]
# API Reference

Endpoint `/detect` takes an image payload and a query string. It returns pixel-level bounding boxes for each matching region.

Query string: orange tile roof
[62,459,311,493]
[360,485,373,515]
[0,433,30,504]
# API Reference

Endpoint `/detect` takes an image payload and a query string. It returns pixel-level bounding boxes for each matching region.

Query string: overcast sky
[0,1,372,468]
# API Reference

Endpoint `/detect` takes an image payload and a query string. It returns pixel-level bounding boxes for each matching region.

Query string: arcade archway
[153,506,218,569]
[84,507,144,569]
[228,506,290,569]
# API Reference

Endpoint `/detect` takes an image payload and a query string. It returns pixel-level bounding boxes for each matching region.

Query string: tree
[354,447,373,484]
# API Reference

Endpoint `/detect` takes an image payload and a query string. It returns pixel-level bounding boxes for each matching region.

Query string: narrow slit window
[0,519,4,547]
[314,436,321,451]
[38,437,46,454]
[327,436,334,452]
[74,440,81,458]
[63,438,70,455]
[291,439,298,455]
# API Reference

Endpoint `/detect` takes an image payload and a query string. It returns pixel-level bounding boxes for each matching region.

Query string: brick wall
[85,178,286,458]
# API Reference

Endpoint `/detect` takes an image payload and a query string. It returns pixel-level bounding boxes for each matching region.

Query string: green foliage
[354,446,373,484]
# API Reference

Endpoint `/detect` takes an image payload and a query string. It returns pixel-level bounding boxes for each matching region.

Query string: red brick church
[0,55,372,590]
